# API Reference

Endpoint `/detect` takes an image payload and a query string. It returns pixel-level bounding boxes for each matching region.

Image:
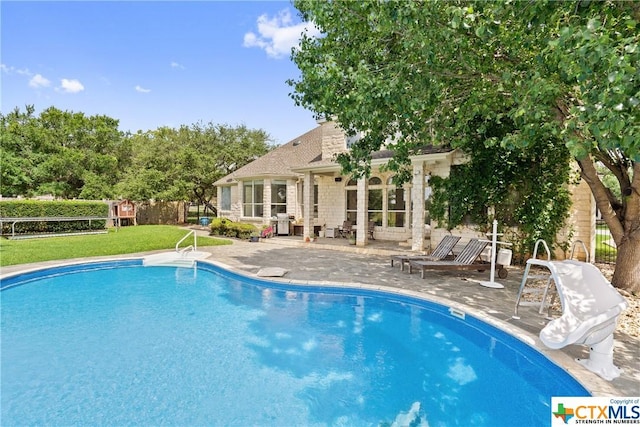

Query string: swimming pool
[1,260,589,426]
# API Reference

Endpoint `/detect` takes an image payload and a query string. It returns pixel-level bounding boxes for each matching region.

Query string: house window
[346,179,358,224]
[221,187,231,211]
[301,183,319,218]
[270,180,287,216]
[345,176,410,229]
[243,180,264,217]
[387,177,406,227]
[368,177,383,226]
[424,174,432,224]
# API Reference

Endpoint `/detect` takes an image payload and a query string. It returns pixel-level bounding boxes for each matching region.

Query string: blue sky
[1,1,321,145]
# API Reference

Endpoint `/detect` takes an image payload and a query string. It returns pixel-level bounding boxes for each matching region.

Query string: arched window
[344,175,410,229]
[387,176,406,227]
[345,179,358,224]
[368,177,383,226]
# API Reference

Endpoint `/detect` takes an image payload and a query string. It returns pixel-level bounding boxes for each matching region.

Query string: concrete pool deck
[2,231,638,398]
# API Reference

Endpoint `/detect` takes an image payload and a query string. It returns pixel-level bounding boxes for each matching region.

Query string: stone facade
[214,120,595,259]
[319,119,348,159]
[559,169,596,261]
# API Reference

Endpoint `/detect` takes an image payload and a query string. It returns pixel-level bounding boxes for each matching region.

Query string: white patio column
[235,181,243,220]
[263,179,271,224]
[303,171,314,239]
[356,177,368,246]
[411,163,426,251]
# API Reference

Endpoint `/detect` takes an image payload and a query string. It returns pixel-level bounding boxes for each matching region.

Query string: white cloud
[170,61,185,69]
[135,85,151,93]
[29,74,51,88]
[1,63,32,75]
[243,9,320,59]
[59,78,85,93]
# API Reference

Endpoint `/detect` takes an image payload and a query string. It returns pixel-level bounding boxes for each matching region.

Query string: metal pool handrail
[176,229,197,253]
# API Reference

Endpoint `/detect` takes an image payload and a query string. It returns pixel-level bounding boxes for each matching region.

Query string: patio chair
[368,221,376,240]
[338,220,353,238]
[391,235,461,271]
[408,238,490,278]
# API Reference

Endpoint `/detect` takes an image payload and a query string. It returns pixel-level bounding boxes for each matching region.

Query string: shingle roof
[298,144,454,171]
[214,124,455,185]
[214,125,324,185]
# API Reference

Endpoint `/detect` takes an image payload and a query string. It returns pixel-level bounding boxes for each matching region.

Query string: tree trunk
[612,235,640,293]
[577,155,640,292]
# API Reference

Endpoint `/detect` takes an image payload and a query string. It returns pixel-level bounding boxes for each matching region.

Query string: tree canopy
[115,123,271,202]
[290,0,639,290]
[1,106,273,203]
[1,106,127,199]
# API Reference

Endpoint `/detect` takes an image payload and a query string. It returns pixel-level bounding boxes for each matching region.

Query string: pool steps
[142,251,211,268]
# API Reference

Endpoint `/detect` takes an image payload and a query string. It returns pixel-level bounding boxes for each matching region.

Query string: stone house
[213,119,596,259]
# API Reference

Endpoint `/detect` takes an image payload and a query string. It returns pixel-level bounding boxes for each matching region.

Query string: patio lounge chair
[533,259,628,381]
[408,238,490,278]
[390,235,461,271]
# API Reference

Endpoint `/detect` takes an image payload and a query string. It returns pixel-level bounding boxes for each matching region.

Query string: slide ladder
[513,240,553,319]
[513,240,589,319]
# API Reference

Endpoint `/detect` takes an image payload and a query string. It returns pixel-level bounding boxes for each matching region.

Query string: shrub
[236,223,257,240]
[209,218,258,239]
[210,218,230,236]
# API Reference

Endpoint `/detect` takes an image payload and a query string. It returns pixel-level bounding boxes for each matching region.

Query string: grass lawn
[0,225,231,267]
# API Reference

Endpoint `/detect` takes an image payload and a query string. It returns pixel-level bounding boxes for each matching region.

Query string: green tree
[1,106,127,199]
[1,106,38,197]
[115,123,271,202]
[290,0,639,291]
[428,117,574,262]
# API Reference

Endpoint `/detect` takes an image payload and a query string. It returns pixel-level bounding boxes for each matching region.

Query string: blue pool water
[1,260,589,426]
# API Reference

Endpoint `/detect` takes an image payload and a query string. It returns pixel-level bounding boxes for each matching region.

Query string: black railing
[595,219,617,264]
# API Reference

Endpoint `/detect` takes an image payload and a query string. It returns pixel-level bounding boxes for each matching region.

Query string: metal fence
[595,219,617,264]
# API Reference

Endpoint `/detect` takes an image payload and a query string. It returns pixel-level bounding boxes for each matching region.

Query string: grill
[277,213,290,236]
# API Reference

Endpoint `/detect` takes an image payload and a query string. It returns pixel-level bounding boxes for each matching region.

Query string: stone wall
[317,175,345,228]
[216,184,242,222]
[319,120,348,159]
[559,173,595,261]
